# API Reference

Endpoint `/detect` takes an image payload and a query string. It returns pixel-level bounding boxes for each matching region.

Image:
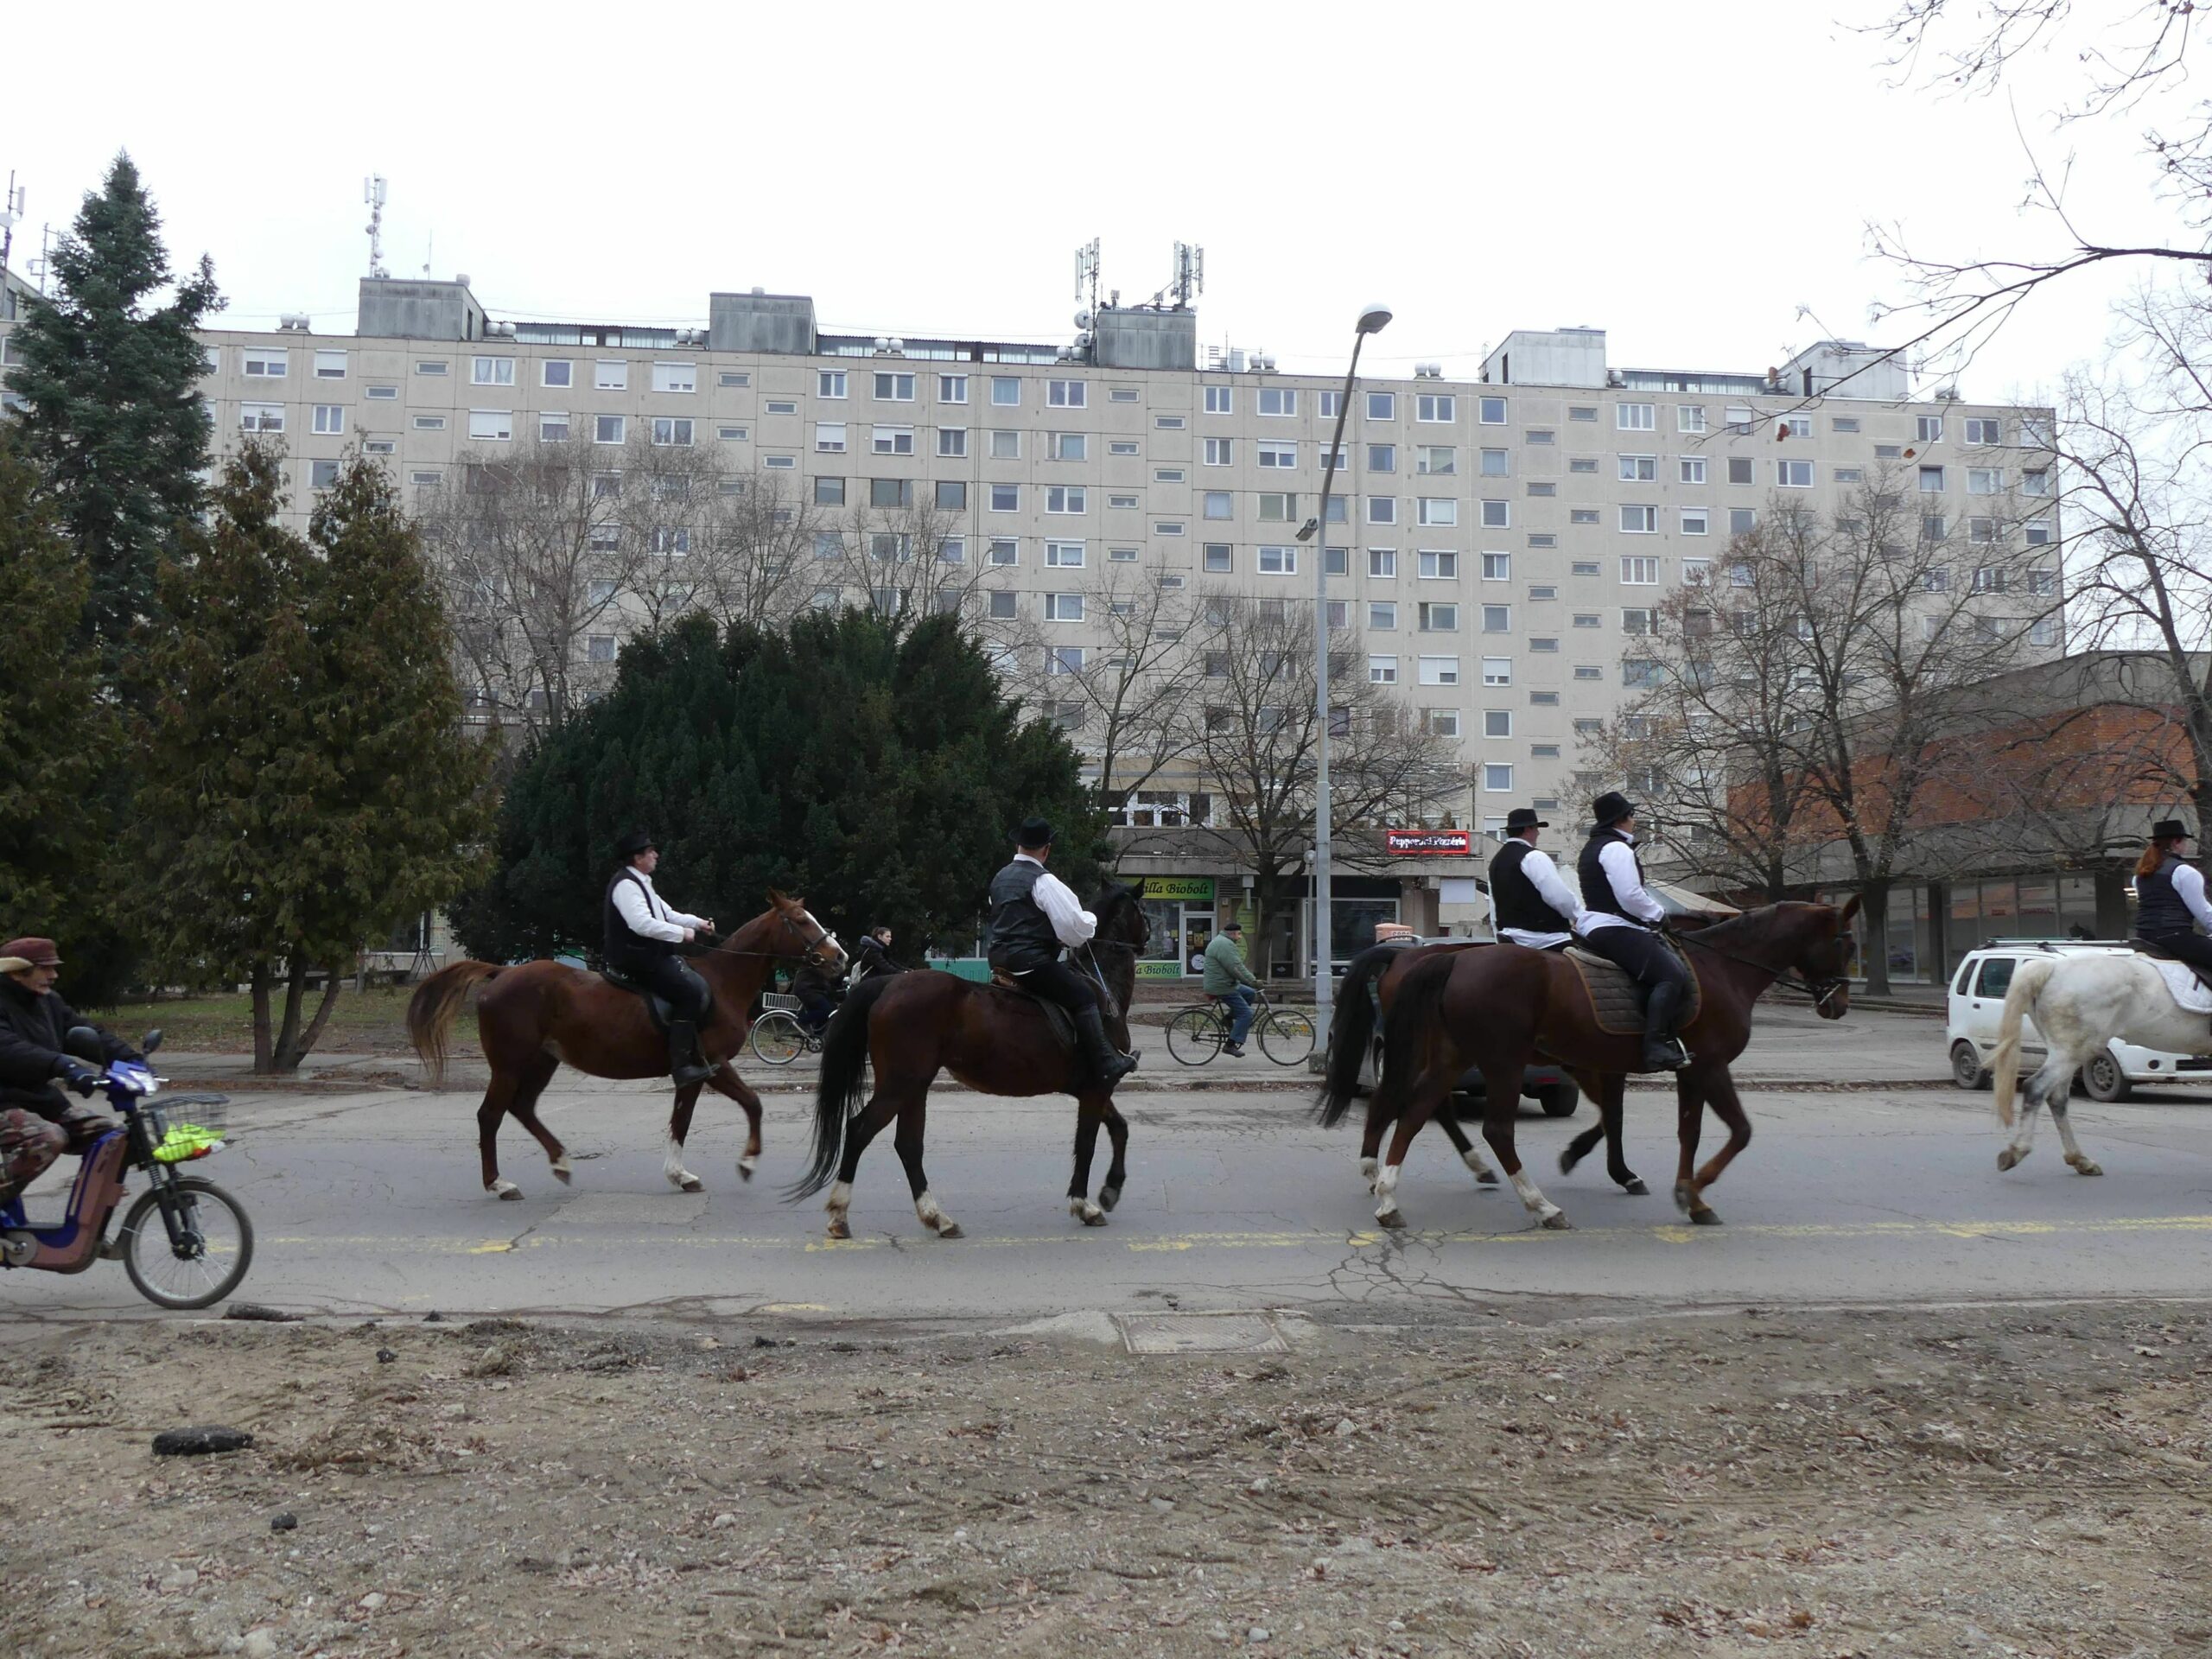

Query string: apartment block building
[0,274,2060,972]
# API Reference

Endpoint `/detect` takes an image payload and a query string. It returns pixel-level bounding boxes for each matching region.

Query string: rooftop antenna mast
[0,172,22,282]
[364,175,390,279]
[1074,238,1101,313]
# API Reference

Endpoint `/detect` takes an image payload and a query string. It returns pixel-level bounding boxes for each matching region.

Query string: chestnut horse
[787,883,1147,1239]
[1370,900,1859,1231]
[1316,939,1649,1199]
[408,893,845,1198]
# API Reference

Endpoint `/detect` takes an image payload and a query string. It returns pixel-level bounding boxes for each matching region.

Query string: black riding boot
[1639,983,1689,1072]
[1075,1007,1137,1091]
[667,1020,713,1087]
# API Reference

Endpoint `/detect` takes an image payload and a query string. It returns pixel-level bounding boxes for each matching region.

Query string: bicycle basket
[760,992,802,1014]
[149,1096,230,1163]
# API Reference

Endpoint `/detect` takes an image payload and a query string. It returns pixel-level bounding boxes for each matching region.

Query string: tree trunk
[265,959,308,1076]
[1860,878,1893,997]
[275,962,346,1074]
[248,960,274,1074]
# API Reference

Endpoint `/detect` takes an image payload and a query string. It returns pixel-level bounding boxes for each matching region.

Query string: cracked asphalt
[15,1005,2212,1325]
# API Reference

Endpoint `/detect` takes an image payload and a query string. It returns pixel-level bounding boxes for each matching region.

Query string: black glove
[54,1058,99,1098]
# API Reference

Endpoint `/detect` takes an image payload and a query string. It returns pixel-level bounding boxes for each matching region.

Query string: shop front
[1135,875,1217,980]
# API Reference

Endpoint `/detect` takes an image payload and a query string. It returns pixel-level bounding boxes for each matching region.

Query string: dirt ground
[4,1301,2209,1659]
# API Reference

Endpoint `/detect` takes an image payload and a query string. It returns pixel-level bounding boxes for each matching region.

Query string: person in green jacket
[1202,921,1263,1056]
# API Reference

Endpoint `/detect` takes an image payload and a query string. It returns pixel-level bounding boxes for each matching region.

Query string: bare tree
[630,463,821,635]
[814,491,998,626]
[1152,594,1463,974]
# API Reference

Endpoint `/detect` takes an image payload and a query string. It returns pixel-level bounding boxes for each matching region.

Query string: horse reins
[1669,928,1849,1013]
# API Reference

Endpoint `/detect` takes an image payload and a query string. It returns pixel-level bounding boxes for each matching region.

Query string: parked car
[1947,938,2212,1103]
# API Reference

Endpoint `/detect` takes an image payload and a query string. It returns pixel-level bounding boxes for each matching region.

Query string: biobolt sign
[1384,830,1472,856]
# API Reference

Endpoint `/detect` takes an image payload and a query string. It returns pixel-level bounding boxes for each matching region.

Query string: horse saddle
[1562,942,1701,1037]
[988,969,1078,1052]
[2128,941,2212,1012]
[598,966,713,1034]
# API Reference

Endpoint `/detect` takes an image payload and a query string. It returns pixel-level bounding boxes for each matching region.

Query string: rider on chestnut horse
[987,817,1136,1090]
[1575,791,1693,1073]
[604,830,717,1086]
[1490,806,1584,950]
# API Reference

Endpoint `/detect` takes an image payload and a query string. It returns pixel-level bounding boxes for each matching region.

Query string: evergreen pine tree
[0,429,119,977]
[10,153,220,682]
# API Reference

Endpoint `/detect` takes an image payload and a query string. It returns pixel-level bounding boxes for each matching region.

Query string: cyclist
[0,938,130,1207]
[1201,920,1263,1058]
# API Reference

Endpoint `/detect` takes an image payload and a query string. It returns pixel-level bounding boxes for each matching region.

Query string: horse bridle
[1670,929,1849,1014]
[709,907,844,969]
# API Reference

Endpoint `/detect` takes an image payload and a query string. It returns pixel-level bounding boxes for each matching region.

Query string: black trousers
[1580,924,1693,994]
[636,954,709,1020]
[2139,930,2212,976]
[1002,957,1103,1017]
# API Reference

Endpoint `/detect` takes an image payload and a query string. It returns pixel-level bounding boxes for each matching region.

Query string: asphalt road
[12,1007,2212,1326]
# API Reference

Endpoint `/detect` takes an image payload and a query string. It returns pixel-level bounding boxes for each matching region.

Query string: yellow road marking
[264,1212,2212,1256]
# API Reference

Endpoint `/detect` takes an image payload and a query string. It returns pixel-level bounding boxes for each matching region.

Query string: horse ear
[766,888,787,906]
[1840,893,1863,925]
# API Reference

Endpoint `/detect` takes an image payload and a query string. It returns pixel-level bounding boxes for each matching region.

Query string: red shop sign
[1385,829,1472,856]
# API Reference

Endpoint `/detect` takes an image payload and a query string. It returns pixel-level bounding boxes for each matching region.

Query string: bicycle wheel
[118,1175,254,1311]
[1257,1007,1317,1066]
[749,1011,806,1066]
[1166,1007,1227,1066]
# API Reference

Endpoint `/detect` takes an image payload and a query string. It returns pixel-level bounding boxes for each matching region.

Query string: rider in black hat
[1575,792,1692,1071]
[2133,817,2212,977]
[604,830,718,1086]
[1489,806,1584,950]
[985,817,1136,1090]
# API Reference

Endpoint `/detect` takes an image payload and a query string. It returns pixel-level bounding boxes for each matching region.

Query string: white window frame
[1677,405,1707,433]
[818,369,849,399]
[1046,378,1086,408]
[1419,550,1460,580]
[542,359,574,388]
[594,414,626,444]
[1679,456,1707,484]
[1417,654,1461,686]
[1617,403,1656,431]
[938,427,968,458]
[871,424,916,456]
[1777,460,1814,488]
[1257,545,1298,575]
[468,409,513,442]
[1620,556,1660,585]
[938,373,969,404]
[1619,505,1658,534]
[1046,486,1087,515]
[1417,497,1458,527]
[815,422,848,453]
[652,361,696,394]
[595,359,628,391]
[313,349,347,380]
[874,371,917,402]
[312,404,346,435]
[1258,387,1298,416]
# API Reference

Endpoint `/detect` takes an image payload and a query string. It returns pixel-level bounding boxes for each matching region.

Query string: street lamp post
[1303,302,1393,1027]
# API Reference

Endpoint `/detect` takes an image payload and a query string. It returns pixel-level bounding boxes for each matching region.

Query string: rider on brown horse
[1575,791,1692,1072]
[604,830,717,1086]
[1490,805,1584,950]
[987,818,1136,1090]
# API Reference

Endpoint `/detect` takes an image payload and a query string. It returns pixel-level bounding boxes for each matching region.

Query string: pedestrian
[1203,920,1263,1057]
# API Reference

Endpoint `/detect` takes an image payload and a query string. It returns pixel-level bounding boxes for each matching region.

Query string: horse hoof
[1624,1179,1650,1196]
[825,1217,851,1241]
[737,1155,758,1183]
[1996,1147,2022,1172]
[1672,1180,1697,1214]
[1376,1208,1407,1231]
[934,1220,964,1240]
[488,1181,521,1201]
[1558,1149,1580,1176]
[1098,1185,1122,1212]
[1477,1169,1499,1186]
[550,1158,574,1185]
[1540,1211,1573,1230]
[1690,1206,1723,1226]
[1071,1199,1108,1228]
[678,1175,705,1194]
[2070,1159,2104,1178]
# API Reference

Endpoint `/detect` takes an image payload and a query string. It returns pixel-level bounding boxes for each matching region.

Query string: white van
[1947,938,2212,1102]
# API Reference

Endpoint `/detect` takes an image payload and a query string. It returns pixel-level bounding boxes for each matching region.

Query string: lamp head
[1294,517,1319,543]
[1356,302,1394,336]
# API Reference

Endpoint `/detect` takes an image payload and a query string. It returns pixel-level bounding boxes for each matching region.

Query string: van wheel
[2079,1049,2132,1103]
[1537,1083,1581,1118]
[1950,1040,1991,1091]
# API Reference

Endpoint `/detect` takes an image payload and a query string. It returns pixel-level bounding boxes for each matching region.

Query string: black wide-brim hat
[1016,816,1054,848]
[1503,807,1548,834]
[1588,791,1636,832]
[616,829,656,857]
[2152,818,2195,842]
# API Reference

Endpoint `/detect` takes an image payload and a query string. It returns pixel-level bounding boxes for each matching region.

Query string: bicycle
[749,991,830,1066]
[1165,992,1316,1067]
[0,1027,253,1310]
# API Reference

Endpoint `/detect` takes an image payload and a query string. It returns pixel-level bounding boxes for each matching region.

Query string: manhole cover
[553,1192,709,1226]
[1116,1312,1287,1356]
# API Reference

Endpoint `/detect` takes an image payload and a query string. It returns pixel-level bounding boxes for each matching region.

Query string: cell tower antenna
[1073,238,1101,312]
[0,172,22,283]
[1172,241,1204,309]
[364,174,390,279]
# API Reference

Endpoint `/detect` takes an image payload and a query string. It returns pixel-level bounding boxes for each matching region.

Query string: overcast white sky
[5,1,2182,403]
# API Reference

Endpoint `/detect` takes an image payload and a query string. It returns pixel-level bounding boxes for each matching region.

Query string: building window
[817,370,849,399]
[1360,390,1395,421]
[816,423,848,453]
[988,429,1021,461]
[1205,385,1234,414]
[652,361,696,393]
[1047,645,1084,675]
[1046,378,1085,408]
[468,410,513,441]
[590,414,624,444]
[1681,507,1709,536]
[1967,467,2003,495]
[938,427,968,457]
[1483,657,1512,686]
[1678,456,1707,486]
[652,417,694,447]
[1918,465,1947,493]
[815,477,846,507]
[1570,508,1601,525]
[364,385,398,402]
[413,359,445,378]
[1621,556,1659,584]
[537,411,570,442]
[1618,403,1655,431]
[765,400,798,415]
[1621,607,1656,634]
[1726,457,1753,485]
[1257,440,1297,470]
[1418,497,1458,526]
[595,360,628,391]
[1370,601,1398,629]
[1367,443,1397,474]
[1419,602,1459,632]
[2024,518,2054,546]
[1917,416,1944,442]
[1201,491,1232,520]
[1045,593,1084,622]
[1421,394,1460,423]
[1361,496,1394,525]
[307,458,340,489]
[1478,603,1512,634]
[872,424,915,455]
[1156,415,1186,429]
[990,483,1020,512]
[1418,655,1461,686]
[1619,505,1658,534]
[936,479,967,511]
[313,349,346,380]
[1043,540,1085,569]
[1254,545,1294,575]
[1367,654,1398,683]
[1046,486,1086,514]
[1730,507,1758,534]
[1154,521,1185,537]
[1196,543,1230,574]
[874,371,918,402]
[986,538,1019,568]
[1618,454,1656,482]
[1259,387,1298,416]
[1777,460,1814,487]
[988,376,1020,407]
[1677,405,1707,433]
[1834,466,1862,483]
[872,478,913,508]
[1205,437,1235,466]
[308,404,345,435]
[1417,550,1459,580]
[411,414,446,431]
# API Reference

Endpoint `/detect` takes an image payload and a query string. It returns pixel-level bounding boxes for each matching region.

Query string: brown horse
[1317,940,1655,1198]
[1370,900,1859,1230]
[408,893,845,1198]
[786,883,1147,1239]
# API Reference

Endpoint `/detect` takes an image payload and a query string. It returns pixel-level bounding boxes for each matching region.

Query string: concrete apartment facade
[0,276,2061,976]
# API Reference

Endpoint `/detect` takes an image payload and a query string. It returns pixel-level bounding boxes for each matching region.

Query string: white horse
[1989,951,2212,1174]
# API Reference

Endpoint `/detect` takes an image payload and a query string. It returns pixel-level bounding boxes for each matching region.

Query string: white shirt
[1501,844,1585,950]
[611,868,709,944]
[1577,834,1668,934]
[1016,852,1097,950]
[2176,862,2212,930]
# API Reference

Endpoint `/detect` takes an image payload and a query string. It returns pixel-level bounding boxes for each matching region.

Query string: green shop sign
[1141,877,1216,903]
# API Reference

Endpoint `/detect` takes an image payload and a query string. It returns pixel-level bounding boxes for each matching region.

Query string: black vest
[1578,829,1648,925]
[986,859,1062,969]
[1489,838,1572,935]
[604,868,675,974]
[2137,853,2197,937]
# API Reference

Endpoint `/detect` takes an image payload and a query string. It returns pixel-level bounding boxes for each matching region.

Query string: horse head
[1792,895,1859,1020]
[1094,880,1152,951]
[761,889,849,973]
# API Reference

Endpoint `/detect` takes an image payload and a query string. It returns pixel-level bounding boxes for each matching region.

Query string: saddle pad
[986,981,1077,1052]
[1562,943,1701,1037]
[2150,957,2212,1014]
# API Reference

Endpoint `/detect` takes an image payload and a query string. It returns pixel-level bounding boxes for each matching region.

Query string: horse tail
[1374,952,1459,1121]
[1315,944,1395,1128]
[406,961,505,1090]
[1990,956,2057,1128]
[788,970,897,1200]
